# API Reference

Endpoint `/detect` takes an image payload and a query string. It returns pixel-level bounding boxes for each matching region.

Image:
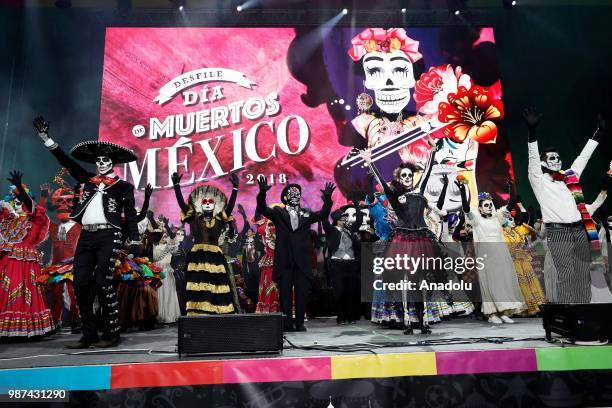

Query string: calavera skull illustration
[362,50,416,114]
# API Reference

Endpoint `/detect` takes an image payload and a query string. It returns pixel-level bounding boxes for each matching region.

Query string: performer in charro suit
[33,116,141,349]
[256,177,335,332]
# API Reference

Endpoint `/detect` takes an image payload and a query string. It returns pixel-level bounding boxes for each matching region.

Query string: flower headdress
[478,192,493,201]
[348,28,423,63]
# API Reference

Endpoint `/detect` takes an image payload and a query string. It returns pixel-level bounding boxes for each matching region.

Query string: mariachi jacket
[48,145,140,242]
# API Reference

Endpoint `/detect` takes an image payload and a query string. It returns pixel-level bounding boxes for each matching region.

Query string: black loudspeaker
[540,303,612,343]
[178,313,283,357]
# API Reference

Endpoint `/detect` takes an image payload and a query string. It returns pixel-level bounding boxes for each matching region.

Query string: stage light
[447,0,466,15]
[339,99,344,104]
[401,8,406,13]
[342,8,348,15]
[179,5,184,10]
[345,105,351,110]
[502,0,517,7]
[454,9,460,15]
[237,5,243,11]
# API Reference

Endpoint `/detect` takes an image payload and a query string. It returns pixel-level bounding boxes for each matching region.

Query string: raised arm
[8,171,32,213]
[522,108,544,179]
[171,172,189,213]
[32,116,91,183]
[225,173,239,216]
[436,173,449,211]
[359,149,397,203]
[135,183,153,223]
[417,143,437,195]
[237,204,250,235]
[123,184,140,244]
[571,114,604,177]
[457,180,470,214]
[309,182,335,223]
[256,176,275,221]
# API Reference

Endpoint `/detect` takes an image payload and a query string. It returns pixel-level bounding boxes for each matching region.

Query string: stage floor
[0,316,551,369]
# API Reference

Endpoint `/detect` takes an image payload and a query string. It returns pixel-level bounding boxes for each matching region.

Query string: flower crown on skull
[478,192,493,202]
[348,28,423,63]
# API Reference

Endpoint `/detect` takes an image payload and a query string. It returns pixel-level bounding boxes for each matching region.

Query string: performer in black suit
[323,206,361,325]
[256,178,335,332]
[33,116,140,348]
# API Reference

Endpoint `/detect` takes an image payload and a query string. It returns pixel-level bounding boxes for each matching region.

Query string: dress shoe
[93,336,121,348]
[65,337,98,349]
[295,325,307,332]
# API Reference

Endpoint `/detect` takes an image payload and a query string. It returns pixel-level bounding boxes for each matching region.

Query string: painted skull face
[607,216,612,229]
[12,197,24,214]
[362,50,415,114]
[541,152,562,172]
[51,188,74,222]
[200,196,215,212]
[479,199,494,216]
[398,168,413,189]
[176,229,185,242]
[285,186,301,206]
[343,207,357,227]
[96,156,113,175]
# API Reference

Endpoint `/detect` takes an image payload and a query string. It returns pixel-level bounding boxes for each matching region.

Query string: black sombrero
[70,140,137,164]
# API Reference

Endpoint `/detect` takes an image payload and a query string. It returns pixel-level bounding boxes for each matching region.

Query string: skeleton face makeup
[176,229,185,242]
[12,198,24,214]
[541,152,562,172]
[200,196,215,212]
[479,199,494,216]
[343,207,357,227]
[398,168,413,189]
[362,50,415,114]
[607,216,612,229]
[285,186,301,206]
[96,156,114,175]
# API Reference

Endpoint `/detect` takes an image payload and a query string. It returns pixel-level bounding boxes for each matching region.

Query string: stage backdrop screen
[99,27,511,223]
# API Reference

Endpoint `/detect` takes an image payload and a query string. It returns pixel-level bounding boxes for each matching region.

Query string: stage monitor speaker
[178,313,283,357]
[540,303,612,343]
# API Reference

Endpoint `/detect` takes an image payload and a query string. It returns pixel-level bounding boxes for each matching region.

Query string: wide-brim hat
[70,140,137,164]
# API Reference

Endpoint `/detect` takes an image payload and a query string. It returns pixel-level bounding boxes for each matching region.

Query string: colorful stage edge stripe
[0,365,111,393]
[3,346,612,392]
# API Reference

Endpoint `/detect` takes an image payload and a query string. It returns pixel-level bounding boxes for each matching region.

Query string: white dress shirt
[81,173,116,226]
[527,139,598,224]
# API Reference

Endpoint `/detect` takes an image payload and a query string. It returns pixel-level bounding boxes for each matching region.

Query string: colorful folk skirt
[0,253,56,337]
[185,243,237,315]
[255,262,279,313]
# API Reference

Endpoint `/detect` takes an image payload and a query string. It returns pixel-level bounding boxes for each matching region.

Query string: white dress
[467,207,526,316]
[154,242,181,323]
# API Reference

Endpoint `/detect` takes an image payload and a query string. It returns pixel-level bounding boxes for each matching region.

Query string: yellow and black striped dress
[182,207,237,315]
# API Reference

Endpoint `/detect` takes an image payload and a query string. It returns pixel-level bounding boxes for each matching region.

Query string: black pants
[277,265,310,328]
[329,259,360,323]
[73,229,122,342]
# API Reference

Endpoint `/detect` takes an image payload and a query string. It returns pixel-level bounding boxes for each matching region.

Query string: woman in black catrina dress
[172,172,240,315]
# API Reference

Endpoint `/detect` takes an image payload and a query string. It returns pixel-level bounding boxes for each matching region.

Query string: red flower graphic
[438,86,504,144]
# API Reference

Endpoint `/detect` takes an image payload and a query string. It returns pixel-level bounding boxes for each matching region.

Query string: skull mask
[362,50,415,114]
[479,199,494,216]
[96,156,114,175]
[541,151,562,172]
[51,188,74,222]
[200,196,216,212]
[398,168,413,189]
[176,229,185,243]
[503,215,515,228]
[284,186,301,207]
[12,197,24,215]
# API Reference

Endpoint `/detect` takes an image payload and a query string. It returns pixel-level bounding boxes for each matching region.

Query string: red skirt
[0,255,56,337]
[255,263,279,313]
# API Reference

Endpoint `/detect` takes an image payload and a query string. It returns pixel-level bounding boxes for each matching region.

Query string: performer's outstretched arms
[226,173,239,216]
[32,116,91,183]
[310,182,335,223]
[135,183,153,223]
[256,176,275,221]
[457,180,470,214]
[522,107,544,179]
[171,172,189,213]
[7,170,32,212]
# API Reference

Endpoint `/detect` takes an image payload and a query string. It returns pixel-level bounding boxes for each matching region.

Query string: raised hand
[40,183,51,197]
[521,107,543,129]
[171,172,183,186]
[144,183,153,199]
[257,175,271,193]
[230,172,239,188]
[7,170,23,187]
[321,182,336,198]
[33,116,51,143]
